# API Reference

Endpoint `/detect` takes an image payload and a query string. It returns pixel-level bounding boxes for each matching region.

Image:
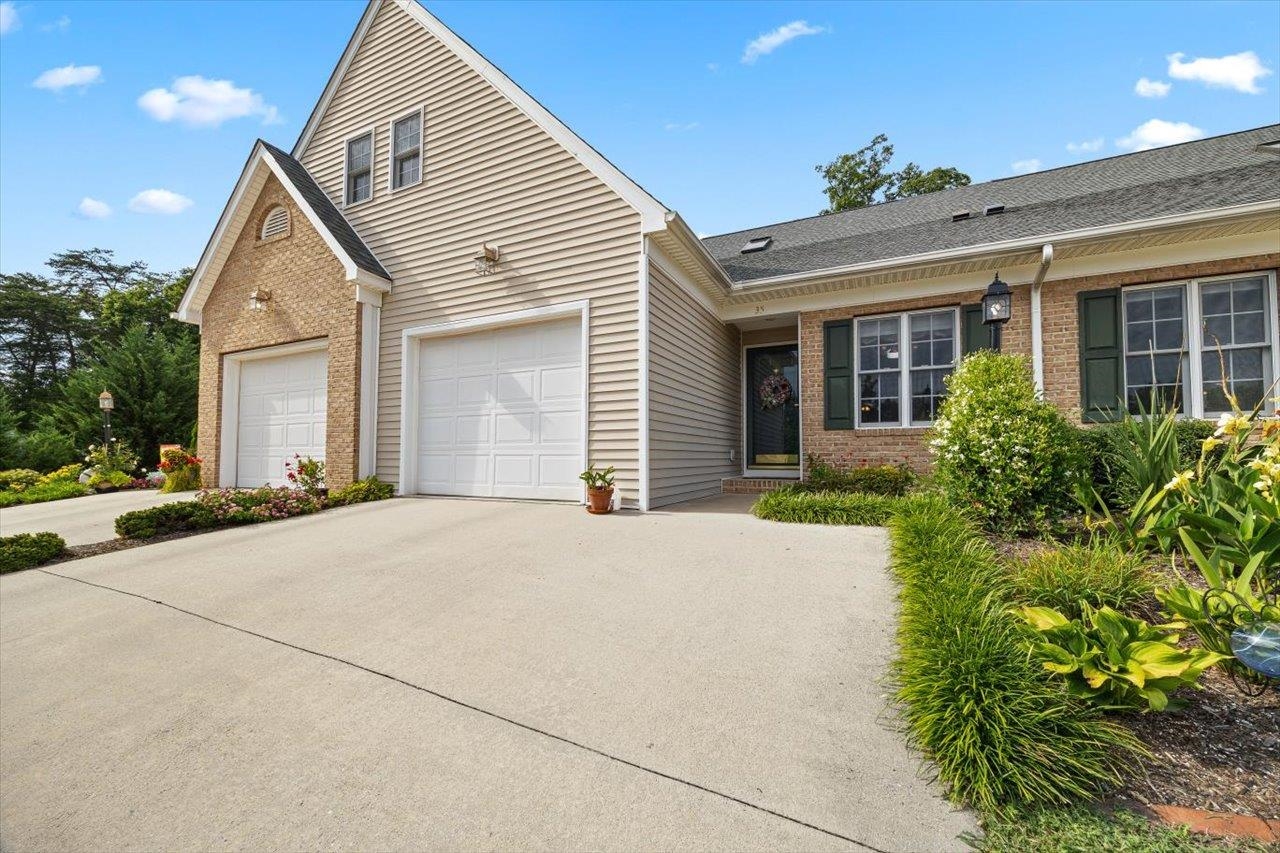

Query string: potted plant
[579,464,615,514]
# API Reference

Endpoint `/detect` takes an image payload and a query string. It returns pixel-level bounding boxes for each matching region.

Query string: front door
[746,344,800,471]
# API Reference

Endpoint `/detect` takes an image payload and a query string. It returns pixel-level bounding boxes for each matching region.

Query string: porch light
[98,390,114,446]
[473,244,500,276]
[248,287,272,311]
[98,390,114,411]
[981,272,1012,350]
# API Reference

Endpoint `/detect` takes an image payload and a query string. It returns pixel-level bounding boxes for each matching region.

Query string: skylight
[741,236,773,254]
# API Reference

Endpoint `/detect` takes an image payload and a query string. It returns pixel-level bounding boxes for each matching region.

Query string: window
[260,205,289,240]
[345,131,373,206]
[390,110,422,191]
[1115,274,1276,418]
[855,309,958,427]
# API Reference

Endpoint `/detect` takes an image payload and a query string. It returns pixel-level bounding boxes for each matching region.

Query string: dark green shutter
[823,320,854,430]
[961,304,986,356]
[1078,288,1124,423]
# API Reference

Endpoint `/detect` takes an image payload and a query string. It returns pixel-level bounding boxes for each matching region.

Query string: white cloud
[1116,118,1205,151]
[1011,158,1043,174]
[1134,77,1171,98]
[138,75,280,127]
[77,197,112,219]
[663,121,700,132]
[1066,137,1105,154]
[128,189,193,215]
[0,2,18,35]
[33,63,102,91]
[1167,51,1271,94]
[741,20,826,64]
[706,62,719,73]
[41,15,71,32]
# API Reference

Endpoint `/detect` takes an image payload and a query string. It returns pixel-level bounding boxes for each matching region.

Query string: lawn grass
[971,806,1271,853]
[751,488,901,525]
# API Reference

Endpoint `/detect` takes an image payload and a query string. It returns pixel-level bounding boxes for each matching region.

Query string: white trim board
[291,0,670,233]
[218,338,330,488]
[396,300,591,501]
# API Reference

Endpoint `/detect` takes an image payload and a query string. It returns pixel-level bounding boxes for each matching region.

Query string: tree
[98,269,195,346]
[0,273,82,426]
[815,134,971,213]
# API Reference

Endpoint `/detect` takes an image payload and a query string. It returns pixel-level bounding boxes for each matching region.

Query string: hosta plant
[1017,603,1228,712]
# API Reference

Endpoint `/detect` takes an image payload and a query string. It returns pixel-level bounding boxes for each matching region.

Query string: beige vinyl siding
[647,261,740,507]
[298,1,643,501]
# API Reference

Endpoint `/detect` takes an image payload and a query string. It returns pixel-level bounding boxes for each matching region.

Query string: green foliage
[196,486,323,525]
[39,463,83,484]
[929,352,1085,531]
[1079,414,1215,510]
[973,805,1270,853]
[284,454,325,494]
[752,488,900,525]
[814,133,970,213]
[0,480,90,507]
[578,465,615,489]
[803,455,915,496]
[159,447,202,493]
[1017,603,1227,712]
[0,416,80,472]
[0,469,42,491]
[0,532,66,573]
[328,477,394,506]
[88,469,133,489]
[888,495,1141,810]
[892,163,971,200]
[115,501,216,539]
[1010,542,1153,620]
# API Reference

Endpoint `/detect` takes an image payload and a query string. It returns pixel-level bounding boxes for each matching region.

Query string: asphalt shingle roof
[701,125,1280,284]
[261,140,391,281]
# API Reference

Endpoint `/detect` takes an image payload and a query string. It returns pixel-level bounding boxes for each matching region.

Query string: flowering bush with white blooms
[928,352,1084,531]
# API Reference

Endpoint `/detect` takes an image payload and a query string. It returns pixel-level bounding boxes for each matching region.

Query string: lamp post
[98,390,114,446]
[981,273,1013,351]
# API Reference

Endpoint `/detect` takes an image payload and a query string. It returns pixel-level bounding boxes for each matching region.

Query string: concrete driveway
[0,489,193,546]
[0,496,975,851]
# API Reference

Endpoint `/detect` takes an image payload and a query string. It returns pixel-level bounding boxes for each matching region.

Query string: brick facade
[799,253,1280,474]
[196,175,363,490]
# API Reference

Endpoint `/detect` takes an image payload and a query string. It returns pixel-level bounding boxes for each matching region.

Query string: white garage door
[235,349,328,487]
[416,316,582,500]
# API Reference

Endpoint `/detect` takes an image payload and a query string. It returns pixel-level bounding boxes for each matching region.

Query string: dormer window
[390,108,422,191]
[345,130,373,206]
[741,236,772,254]
[260,205,289,240]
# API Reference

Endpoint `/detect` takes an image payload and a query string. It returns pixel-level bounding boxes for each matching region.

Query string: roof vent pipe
[1031,243,1054,394]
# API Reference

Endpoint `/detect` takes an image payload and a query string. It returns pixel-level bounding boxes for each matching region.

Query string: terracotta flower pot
[586,486,614,514]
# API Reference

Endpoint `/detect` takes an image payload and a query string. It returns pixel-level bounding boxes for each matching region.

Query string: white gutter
[1030,244,1054,394]
[728,199,1279,292]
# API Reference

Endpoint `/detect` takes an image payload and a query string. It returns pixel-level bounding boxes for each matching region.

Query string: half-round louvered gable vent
[260,205,290,239]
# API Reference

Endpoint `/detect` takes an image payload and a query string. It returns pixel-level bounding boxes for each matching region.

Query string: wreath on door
[758,371,793,411]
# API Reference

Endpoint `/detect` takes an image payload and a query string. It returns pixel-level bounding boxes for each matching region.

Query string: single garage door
[416,316,582,500]
[235,349,328,487]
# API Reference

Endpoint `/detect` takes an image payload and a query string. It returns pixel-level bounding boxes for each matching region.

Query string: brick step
[722,477,799,495]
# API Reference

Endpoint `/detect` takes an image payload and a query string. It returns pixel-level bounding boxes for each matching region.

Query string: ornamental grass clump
[1011,542,1153,620]
[888,495,1141,811]
[752,488,900,525]
[929,352,1084,531]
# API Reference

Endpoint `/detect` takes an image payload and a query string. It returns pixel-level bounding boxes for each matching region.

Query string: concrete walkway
[0,497,975,851]
[0,489,194,545]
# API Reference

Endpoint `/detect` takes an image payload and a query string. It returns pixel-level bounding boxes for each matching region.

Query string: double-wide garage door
[235,349,327,488]
[415,316,582,500]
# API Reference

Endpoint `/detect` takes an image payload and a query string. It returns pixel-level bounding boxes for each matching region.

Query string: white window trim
[396,300,590,501]
[219,338,329,488]
[1120,270,1278,419]
[387,106,425,195]
[342,126,376,209]
[854,306,960,429]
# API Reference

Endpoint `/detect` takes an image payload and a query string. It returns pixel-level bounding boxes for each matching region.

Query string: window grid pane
[345,134,373,204]
[857,318,900,426]
[1123,286,1187,414]
[908,311,956,424]
[1198,277,1271,415]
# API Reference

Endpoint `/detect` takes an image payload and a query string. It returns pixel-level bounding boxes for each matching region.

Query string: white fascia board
[729,199,1280,294]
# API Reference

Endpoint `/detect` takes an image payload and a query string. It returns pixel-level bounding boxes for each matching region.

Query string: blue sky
[1,0,1278,276]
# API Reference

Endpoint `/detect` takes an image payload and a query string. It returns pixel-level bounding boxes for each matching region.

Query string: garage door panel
[415,316,582,500]
[234,349,327,488]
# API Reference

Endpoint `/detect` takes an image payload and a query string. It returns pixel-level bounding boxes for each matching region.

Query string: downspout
[637,236,651,512]
[1030,243,1054,395]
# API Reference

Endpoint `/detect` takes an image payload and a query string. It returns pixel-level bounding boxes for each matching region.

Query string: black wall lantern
[981,272,1012,351]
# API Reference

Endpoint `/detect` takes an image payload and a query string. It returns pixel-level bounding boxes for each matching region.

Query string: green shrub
[39,463,84,484]
[158,447,202,493]
[115,501,217,539]
[84,438,139,475]
[803,456,915,496]
[752,488,901,525]
[2,423,80,473]
[0,469,42,492]
[1017,603,1227,712]
[0,480,90,507]
[88,469,133,490]
[328,477,394,506]
[1010,542,1153,620]
[196,486,323,524]
[1079,415,1215,510]
[888,495,1141,811]
[929,352,1085,531]
[0,532,66,573]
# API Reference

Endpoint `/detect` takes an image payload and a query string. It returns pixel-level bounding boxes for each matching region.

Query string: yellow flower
[1264,419,1280,440]
[1214,412,1251,437]
[1164,470,1195,493]
[1201,436,1222,453]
